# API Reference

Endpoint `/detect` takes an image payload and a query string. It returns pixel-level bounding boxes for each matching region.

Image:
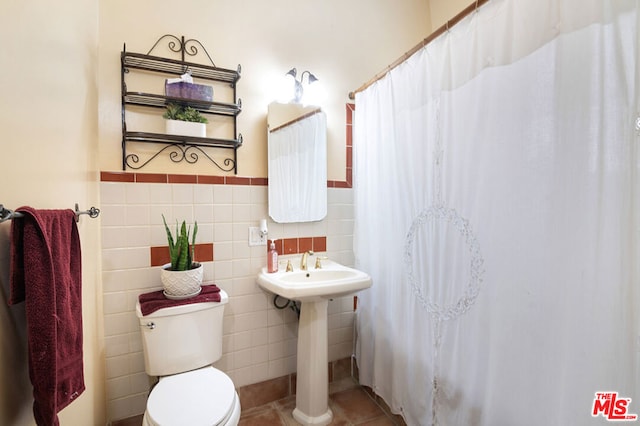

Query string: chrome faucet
[300,250,314,271]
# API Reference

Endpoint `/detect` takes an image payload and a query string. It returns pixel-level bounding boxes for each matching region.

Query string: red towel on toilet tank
[139,284,221,315]
[9,207,85,426]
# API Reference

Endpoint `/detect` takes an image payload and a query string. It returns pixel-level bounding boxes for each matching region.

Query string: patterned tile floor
[239,377,399,426]
[112,377,400,426]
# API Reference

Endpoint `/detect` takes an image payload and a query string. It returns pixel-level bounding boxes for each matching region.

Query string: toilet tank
[135,289,228,376]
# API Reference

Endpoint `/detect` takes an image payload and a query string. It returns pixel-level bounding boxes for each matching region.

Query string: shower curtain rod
[0,203,101,224]
[268,107,322,133]
[348,0,489,100]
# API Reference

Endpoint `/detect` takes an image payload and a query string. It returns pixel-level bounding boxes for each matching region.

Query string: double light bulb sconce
[285,67,319,104]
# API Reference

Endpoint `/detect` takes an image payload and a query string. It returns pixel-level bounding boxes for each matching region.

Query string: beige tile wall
[100,182,355,422]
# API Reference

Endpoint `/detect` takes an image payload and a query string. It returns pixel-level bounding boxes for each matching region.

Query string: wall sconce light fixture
[286,67,319,104]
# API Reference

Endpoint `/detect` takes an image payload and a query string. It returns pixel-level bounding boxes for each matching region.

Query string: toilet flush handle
[145,322,155,330]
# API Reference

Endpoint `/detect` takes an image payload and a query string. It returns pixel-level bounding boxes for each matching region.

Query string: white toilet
[135,289,241,426]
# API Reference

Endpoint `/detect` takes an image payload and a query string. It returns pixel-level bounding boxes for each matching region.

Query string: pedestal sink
[257,258,372,425]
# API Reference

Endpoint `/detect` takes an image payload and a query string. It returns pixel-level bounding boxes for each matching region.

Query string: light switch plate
[248,226,267,246]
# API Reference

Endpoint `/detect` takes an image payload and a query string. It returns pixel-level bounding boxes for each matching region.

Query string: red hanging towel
[9,207,85,426]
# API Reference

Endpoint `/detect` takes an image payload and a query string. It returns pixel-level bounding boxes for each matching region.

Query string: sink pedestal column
[292,299,333,426]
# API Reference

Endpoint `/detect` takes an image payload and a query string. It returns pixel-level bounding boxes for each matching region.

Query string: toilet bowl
[142,367,240,426]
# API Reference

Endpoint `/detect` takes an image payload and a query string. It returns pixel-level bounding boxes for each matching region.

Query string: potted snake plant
[160,215,203,299]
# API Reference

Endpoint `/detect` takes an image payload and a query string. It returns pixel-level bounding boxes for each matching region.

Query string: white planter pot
[165,119,206,138]
[160,262,203,298]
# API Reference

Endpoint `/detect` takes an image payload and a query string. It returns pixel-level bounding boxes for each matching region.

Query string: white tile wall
[100,181,355,422]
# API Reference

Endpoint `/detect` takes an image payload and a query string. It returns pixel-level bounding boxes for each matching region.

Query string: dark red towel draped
[9,207,85,426]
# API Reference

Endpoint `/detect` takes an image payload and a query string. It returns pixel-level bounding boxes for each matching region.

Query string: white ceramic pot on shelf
[165,119,206,138]
[160,262,203,299]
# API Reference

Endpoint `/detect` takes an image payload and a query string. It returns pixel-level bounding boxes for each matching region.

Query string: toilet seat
[146,367,238,426]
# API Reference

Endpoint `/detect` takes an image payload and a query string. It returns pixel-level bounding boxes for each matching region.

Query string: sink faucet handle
[314,256,328,269]
[286,259,293,272]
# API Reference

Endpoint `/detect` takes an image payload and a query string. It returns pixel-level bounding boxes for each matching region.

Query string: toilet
[135,289,241,426]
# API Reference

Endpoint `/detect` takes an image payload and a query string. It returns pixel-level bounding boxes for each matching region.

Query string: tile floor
[238,377,399,426]
[112,378,401,426]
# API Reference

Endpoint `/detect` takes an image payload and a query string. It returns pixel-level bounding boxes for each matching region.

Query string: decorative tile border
[150,243,214,267]
[272,236,327,255]
[328,103,354,189]
[100,171,268,186]
[149,238,327,267]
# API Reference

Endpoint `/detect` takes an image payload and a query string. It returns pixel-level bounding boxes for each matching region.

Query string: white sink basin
[257,259,372,302]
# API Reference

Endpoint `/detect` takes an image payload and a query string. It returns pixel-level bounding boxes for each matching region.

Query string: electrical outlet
[248,226,267,246]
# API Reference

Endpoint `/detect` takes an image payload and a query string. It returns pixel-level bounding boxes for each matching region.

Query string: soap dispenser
[267,240,278,273]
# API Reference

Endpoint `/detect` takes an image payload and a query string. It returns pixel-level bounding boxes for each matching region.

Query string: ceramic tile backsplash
[100,181,355,422]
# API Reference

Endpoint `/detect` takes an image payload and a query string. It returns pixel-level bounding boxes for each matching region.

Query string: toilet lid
[147,367,236,426]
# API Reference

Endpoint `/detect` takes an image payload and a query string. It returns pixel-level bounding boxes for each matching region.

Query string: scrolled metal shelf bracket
[145,34,217,67]
[125,143,236,173]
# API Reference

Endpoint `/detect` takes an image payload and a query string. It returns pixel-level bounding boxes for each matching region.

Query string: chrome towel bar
[0,203,100,224]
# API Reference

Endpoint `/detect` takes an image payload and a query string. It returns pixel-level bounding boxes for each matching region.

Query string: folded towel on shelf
[9,207,85,426]
[139,284,221,316]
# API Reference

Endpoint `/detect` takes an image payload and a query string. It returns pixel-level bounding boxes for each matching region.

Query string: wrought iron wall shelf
[125,131,241,146]
[123,92,241,116]
[121,34,243,173]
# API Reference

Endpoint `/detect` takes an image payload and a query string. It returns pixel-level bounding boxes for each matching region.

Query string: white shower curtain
[353,1,639,424]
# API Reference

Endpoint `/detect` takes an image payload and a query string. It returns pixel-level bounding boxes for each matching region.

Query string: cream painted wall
[98,0,431,181]
[429,0,477,30]
[0,1,105,426]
